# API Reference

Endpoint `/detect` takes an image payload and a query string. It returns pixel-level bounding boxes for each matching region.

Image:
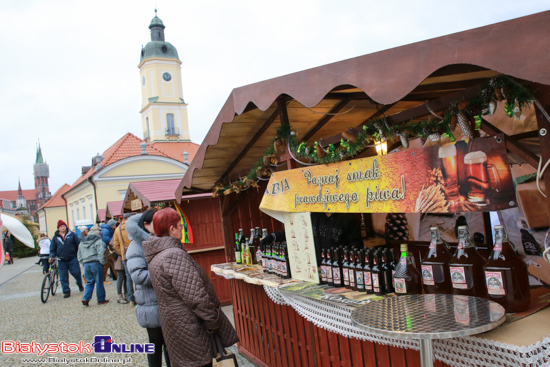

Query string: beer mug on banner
[438,145,460,211]
[464,151,500,206]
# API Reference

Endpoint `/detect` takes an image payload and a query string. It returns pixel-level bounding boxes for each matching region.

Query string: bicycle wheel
[51,271,59,296]
[41,274,51,303]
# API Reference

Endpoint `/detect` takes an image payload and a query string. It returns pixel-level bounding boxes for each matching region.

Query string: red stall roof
[123,179,212,211]
[176,11,550,197]
[106,201,123,219]
[96,209,107,223]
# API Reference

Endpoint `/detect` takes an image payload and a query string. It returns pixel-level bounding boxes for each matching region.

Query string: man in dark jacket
[50,220,84,298]
[3,232,14,265]
[100,219,117,282]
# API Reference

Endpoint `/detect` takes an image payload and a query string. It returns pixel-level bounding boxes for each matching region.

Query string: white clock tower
[138,10,190,143]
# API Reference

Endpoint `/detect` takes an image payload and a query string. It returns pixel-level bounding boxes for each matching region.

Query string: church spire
[36,142,44,164]
[149,8,166,42]
[18,178,23,195]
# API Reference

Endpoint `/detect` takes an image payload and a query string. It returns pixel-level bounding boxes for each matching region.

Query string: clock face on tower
[162,72,172,82]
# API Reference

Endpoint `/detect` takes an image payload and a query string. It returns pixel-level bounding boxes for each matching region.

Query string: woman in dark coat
[127,209,171,367]
[143,208,238,367]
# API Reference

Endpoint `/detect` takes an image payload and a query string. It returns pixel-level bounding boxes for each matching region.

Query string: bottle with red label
[421,226,453,294]
[320,249,328,285]
[449,226,487,298]
[363,248,373,294]
[371,250,386,296]
[393,244,422,295]
[326,248,334,286]
[383,248,395,294]
[332,247,344,287]
[484,225,530,313]
[342,249,351,288]
[355,249,365,292]
[348,249,357,291]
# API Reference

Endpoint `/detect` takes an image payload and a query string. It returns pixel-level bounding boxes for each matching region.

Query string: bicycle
[41,258,60,303]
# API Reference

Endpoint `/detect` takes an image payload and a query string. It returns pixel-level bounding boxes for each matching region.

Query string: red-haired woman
[142,208,238,367]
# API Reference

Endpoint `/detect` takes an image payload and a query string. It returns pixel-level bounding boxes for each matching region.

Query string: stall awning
[96,209,106,223]
[123,179,213,211]
[176,11,550,199]
[106,201,123,219]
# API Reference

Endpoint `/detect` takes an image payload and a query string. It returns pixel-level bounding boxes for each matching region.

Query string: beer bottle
[384,248,396,293]
[348,249,357,291]
[326,248,334,286]
[273,243,280,277]
[450,226,487,298]
[280,243,289,279]
[235,230,243,264]
[421,226,453,294]
[382,249,395,294]
[484,225,530,312]
[393,244,423,295]
[320,249,328,285]
[266,242,273,274]
[355,249,365,292]
[342,248,351,288]
[363,248,373,294]
[285,242,292,279]
[239,232,247,265]
[332,247,344,287]
[260,229,269,270]
[371,250,386,296]
[249,228,258,265]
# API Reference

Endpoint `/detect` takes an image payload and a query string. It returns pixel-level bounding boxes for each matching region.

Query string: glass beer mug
[438,144,460,211]
[464,151,500,206]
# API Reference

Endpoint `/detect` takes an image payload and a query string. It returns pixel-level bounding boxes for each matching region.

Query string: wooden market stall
[176,11,550,367]
[122,179,231,304]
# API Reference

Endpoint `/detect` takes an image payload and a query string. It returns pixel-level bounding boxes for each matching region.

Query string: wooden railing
[231,279,452,367]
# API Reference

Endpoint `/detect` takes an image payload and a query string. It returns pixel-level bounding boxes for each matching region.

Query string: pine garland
[213,76,534,197]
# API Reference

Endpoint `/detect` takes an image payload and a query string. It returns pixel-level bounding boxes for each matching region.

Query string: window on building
[71,207,75,225]
[82,202,86,219]
[166,113,175,134]
[89,203,94,221]
[76,207,80,221]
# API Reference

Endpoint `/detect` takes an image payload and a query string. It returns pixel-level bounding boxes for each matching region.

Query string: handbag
[212,333,238,367]
[104,244,118,261]
[114,256,124,271]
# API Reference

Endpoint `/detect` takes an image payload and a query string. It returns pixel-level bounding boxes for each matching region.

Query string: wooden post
[277,97,297,170]
[533,84,550,225]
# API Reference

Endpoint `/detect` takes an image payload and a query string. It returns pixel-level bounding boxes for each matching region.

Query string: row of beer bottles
[319,246,398,295]
[234,227,265,266]
[261,241,291,279]
[418,224,530,313]
[319,225,530,313]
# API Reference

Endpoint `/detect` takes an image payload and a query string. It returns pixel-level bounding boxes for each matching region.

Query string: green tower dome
[140,9,179,63]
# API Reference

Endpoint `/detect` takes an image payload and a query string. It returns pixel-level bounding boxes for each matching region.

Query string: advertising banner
[260,135,515,216]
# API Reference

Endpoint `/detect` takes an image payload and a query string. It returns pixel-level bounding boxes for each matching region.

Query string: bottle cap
[430,226,439,231]
[494,225,503,230]
[400,244,408,252]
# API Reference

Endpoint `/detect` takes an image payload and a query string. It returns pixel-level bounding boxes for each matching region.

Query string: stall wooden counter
[213,263,550,367]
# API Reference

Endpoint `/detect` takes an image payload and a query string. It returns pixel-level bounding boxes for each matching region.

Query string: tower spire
[18,178,23,195]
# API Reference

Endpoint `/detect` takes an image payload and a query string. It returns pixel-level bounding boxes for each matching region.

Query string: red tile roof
[0,189,38,202]
[41,184,71,209]
[66,133,175,192]
[151,142,199,164]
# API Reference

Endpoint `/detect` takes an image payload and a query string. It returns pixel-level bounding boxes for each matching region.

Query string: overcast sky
[1,0,548,194]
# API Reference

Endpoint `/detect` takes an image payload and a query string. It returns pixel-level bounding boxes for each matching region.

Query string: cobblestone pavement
[0,257,256,367]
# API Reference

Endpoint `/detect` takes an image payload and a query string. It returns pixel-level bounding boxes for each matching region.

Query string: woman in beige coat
[143,208,238,367]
